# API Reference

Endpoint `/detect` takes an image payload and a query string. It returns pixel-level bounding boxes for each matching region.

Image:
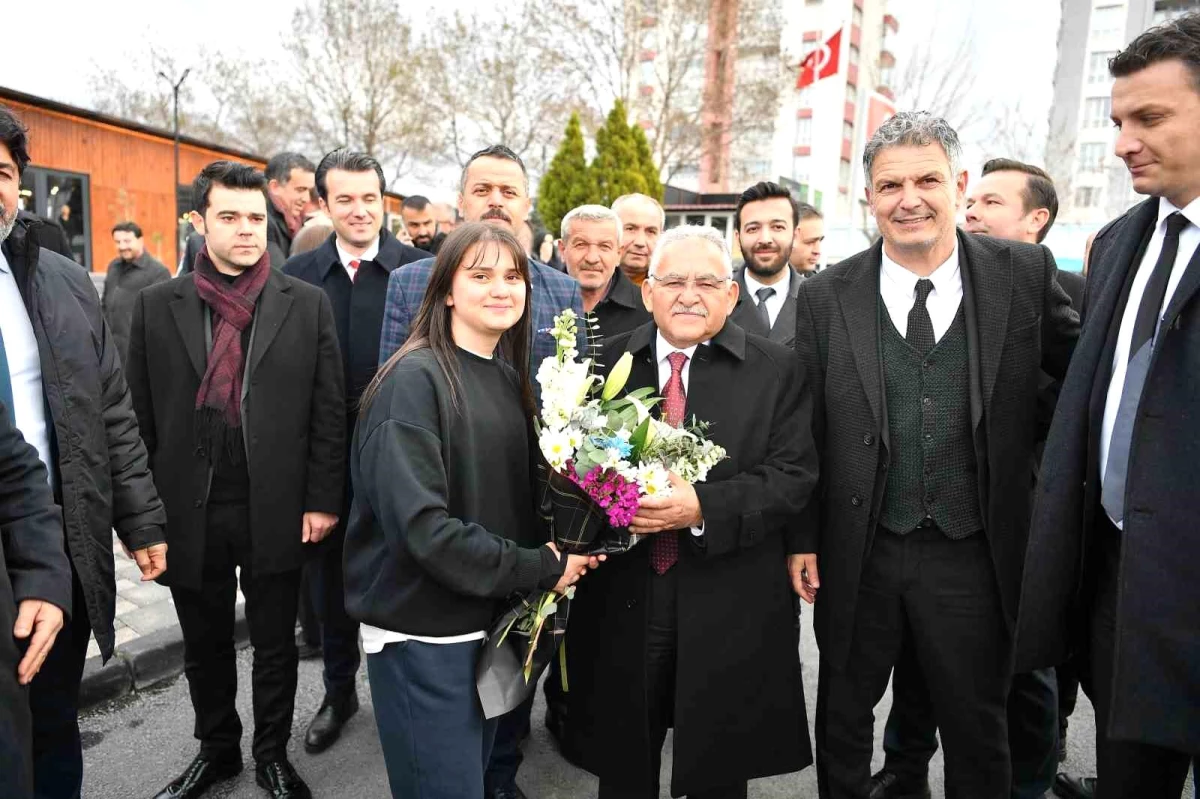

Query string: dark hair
[0,105,31,176]
[734,181,800,230]
[460,145,528,194]
[361,222,535,416]
[797,202,822,221]
[1110,12,1200,91]
[265,152,316,185]
[192,161,269,217]
[402,194,432,212]
[314,148,386,202]
[112,221,143,238]
[981,158,1059,242]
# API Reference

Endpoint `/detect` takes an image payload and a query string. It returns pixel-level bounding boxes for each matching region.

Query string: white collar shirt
[336,237,380,282]
[653,330,704,537]
[0,250,52,487]
[743,266,792,329]
[879,244,963,342]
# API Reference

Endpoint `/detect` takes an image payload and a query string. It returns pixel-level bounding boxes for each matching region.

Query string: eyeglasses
[647,274,731,293]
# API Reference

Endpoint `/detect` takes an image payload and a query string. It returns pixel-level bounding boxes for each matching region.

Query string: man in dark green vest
[791,112,1080,799]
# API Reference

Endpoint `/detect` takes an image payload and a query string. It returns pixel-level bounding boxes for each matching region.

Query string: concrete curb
[79,604,250,711]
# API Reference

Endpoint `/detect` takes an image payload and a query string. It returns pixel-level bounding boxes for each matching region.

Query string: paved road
[82,612,1122,799]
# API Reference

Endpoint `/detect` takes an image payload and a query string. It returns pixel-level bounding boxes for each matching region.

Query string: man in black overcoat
[1017,17,1200,799]
[0,402,71,799]
[127,162,345,799]
[563,224,819,799]
[282,148,426,754]
[792,112,1079,799]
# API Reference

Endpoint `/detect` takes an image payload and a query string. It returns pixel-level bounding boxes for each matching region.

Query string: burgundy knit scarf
[192,245,271,460]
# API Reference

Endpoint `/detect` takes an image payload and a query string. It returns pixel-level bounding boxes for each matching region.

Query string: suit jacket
[563,321,818,795]
[1017,198,1200,752]
[377,256,587,380]
[730,266,802,349]
[126,270,346,590]
[266,204,293,269]
[794,231,1079,669]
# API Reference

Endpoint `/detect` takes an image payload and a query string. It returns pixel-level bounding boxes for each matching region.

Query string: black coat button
[626,599,637,609]
[851,495,862,507]
[863,433,874,446]
[193,499,203,508]
[195,447,206,458]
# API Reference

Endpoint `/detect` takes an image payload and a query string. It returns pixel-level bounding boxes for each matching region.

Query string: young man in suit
[1018,16,1200,799]
[127,161,345,799]
[730,181,804,350]
[282,148,427,756]
[564,225,819,799]
[793,112,1079,799]
[873,157,1073,799]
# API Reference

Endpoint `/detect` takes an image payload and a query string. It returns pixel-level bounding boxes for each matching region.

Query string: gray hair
[862,111,963,182]
[649,225,733,277]
[560,204,623,242]
[611,193,666,229]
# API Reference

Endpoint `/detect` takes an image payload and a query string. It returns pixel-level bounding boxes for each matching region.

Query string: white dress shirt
[655,331,705,537]
[879,245,963,342]
[336,236,379,282]
[0,249,52,488]
[743,266,792,329]
[1100,196,1200,525]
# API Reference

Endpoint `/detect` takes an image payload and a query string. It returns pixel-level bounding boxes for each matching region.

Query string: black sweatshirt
[344,346,564,636]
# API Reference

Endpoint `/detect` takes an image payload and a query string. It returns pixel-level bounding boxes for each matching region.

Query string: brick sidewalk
[87,540,245,661]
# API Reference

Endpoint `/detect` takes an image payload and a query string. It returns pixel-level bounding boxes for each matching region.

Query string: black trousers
[1088,519,1194,799]
[816,527,1011,799]
[881,650,1058,798]
[308,531,360,700]
[597,567,746,799]
[29,568,91,799]
[170,502,302,764]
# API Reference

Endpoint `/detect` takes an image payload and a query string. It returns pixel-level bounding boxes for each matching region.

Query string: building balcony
[848,64,859,87]
[641,14,657,27]
[851,24,862,48]
[803,29,820,42]
[797,108,813,119]
[879,49,895,69]
[876,85,895,101]
[844,102,856,123]
[640,50,656,61]
[853,0,864,9]
[842,139,853,160]
[884,14,899,34]
[640,84,654,97]
[794,146,812,157]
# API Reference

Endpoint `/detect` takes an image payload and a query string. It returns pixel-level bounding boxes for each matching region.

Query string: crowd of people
[0,12,1197,799]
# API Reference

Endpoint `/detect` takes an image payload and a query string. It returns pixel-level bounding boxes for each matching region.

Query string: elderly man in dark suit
[128,161,345,799]
[564,224,818,799]
[730,181,804,350]
[1019,16,1200,799]
[792,111,1079,799]
[282,148,426,756]
[0,402,71,799]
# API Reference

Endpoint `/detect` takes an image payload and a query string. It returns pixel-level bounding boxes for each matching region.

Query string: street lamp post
[157,68,191,269]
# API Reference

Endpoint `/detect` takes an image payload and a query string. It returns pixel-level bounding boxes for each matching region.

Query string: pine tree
[536,112,594,239]
[591,100,650,205]
[631,122,663,201]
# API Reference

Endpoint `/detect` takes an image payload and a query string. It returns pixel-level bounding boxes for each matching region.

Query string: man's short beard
[0,203,15,244]
[740,243,792,278]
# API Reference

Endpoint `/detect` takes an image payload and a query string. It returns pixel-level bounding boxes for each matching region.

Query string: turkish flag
[796,29,842,90]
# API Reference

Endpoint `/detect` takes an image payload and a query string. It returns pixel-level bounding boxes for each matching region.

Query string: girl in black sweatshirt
[345,223,594,798]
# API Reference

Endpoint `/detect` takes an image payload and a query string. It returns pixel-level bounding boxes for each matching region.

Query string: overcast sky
[5,0,1064,198]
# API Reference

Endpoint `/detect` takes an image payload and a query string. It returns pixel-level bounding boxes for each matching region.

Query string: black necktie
[755,286,775,330]
[1102,211,1189,525]
[906,279,936,355]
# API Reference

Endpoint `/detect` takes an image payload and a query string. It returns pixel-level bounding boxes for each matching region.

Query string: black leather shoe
[544,705,567,746]
[868,769,932,799]
[255,759,312,798]
[152,751,242,799]
[1052,772,1097,799]
[303,692,359,754]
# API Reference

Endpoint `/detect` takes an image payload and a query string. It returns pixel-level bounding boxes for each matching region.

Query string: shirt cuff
[690,521,705,537]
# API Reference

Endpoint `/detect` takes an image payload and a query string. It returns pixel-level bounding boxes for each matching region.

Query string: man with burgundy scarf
[127,161,345,799]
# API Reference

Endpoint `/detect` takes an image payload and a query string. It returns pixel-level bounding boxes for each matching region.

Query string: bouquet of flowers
[477,309,726,718]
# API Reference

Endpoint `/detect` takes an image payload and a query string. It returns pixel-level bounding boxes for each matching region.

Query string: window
[839,158,852,188]
[852,6,863,26]
[640,60,656,87]
[1088,51,1117,84]
[1084,96,1112,128]
[1075,186,1101,208]
[1091,5,1123,40]
[849,44,860,66]
[843,120,855,141]
[846,83,857,104]
[793,155,811,182]
[795,117,813,146]
[18,167,91,269]
[1078,142,1106,172]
